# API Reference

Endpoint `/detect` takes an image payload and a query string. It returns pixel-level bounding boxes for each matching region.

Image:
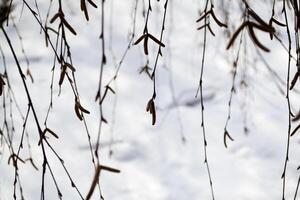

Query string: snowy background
[1,0,300,199]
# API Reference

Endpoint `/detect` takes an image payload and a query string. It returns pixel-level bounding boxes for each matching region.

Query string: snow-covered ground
[1,0,300,199]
